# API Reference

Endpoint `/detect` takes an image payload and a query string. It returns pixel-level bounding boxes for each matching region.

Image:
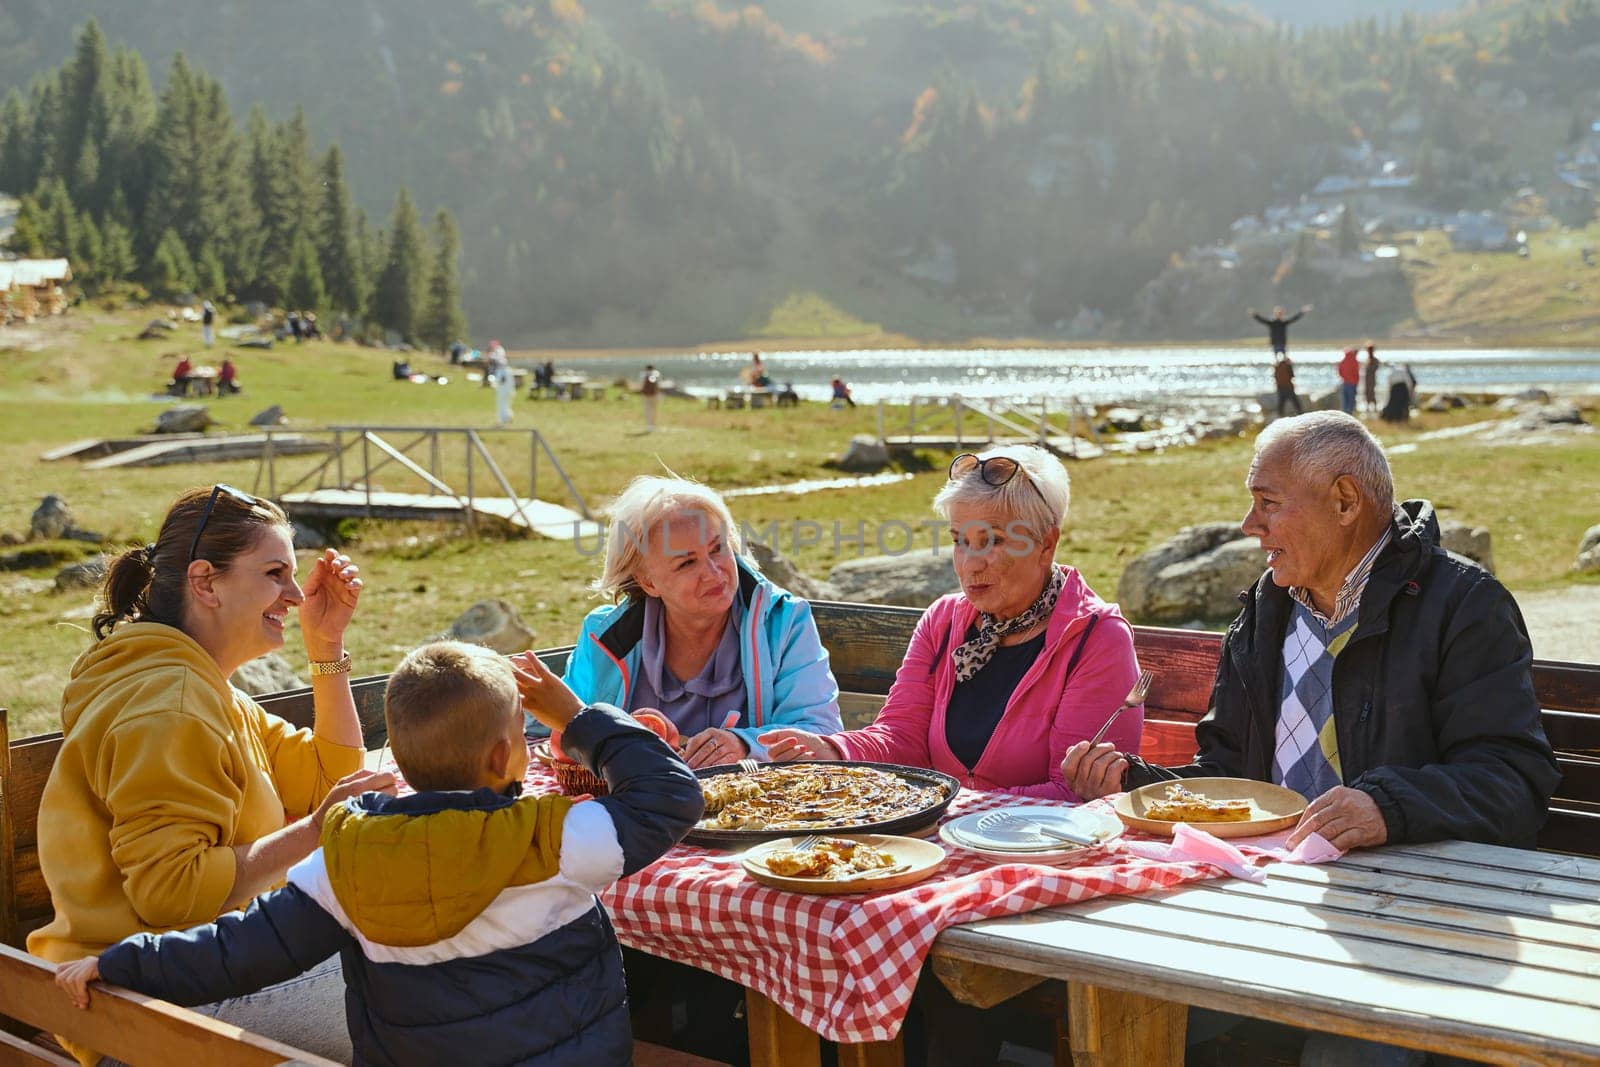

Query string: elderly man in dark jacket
[1064,411,1559,852]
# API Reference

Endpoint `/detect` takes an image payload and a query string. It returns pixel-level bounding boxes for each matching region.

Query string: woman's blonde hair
[931,444,1070,536]
[593,476,744,602]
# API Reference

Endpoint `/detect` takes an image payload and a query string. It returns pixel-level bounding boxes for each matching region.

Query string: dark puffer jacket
[1125,500,1560,847]
[98,704,703,1066]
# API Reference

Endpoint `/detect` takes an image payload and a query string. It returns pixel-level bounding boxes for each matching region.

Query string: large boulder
[30,495,74,540]
[1575,524,1600,574]
[822,552,959,609]
[837,435,890,472]
[1117,523,1264,624]
[450,598,534,654]
[1513,402,1586,431]
[231,653,305,696]
[249,404,286,427]
[745,540,826,600]
[54,554,109,592]
[1439,520,1494,574]
[156,405,213,434]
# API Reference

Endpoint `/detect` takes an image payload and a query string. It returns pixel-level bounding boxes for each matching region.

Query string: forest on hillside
[3,0,1599,344]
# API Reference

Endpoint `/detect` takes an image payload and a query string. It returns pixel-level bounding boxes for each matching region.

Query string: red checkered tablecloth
[517,763,1232,1044]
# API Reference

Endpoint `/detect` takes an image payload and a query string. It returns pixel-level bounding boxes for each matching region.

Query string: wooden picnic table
[929,839,1600,1066]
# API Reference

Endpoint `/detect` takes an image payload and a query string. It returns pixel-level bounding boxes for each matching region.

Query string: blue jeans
[1340,383,1358,413]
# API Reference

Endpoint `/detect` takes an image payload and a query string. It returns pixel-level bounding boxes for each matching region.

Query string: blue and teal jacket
[97,705,703,1067]
[560,559,843,759]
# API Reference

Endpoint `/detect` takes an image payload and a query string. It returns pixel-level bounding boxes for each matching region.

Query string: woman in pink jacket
[760,445,1142,799]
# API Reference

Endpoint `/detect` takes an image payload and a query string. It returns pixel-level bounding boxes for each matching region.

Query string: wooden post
[334,429,344,488]
[953,396,963,448]
[876,401,885,443]
[1066,982,1185,1067]
[465,433,477,535]
[361,433,372,517]
[429,429,439,479]
[1038,402,1048,446]
[744,989,821,1067]
[909,397,917,439]
[530,430,538,502]
[264,430,276,499]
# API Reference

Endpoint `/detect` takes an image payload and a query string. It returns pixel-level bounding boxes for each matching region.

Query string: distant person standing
[201,300,216,348]
[487,340,514,425]
[640,364,662,432]
[1363,343,1381,415]
[1250,304,1312,357]
[1381,363,1417,424]
[1338,346,1360,414]
[1273,354,1302,418]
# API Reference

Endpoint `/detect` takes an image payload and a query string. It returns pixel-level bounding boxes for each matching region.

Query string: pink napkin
[1121,822,1342,882]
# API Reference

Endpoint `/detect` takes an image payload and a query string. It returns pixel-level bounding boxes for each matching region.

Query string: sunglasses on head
[948,453,1048,505]
[187,484,259,562]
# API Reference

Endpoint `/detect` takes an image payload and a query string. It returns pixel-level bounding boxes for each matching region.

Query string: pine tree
[196,247,227,299]
[98,216,136,282]
[72,211,103,287]
[373,188,430,342]
[4,195,45,256]
[419,208,467,352]
[146,227,197,298]
[36,177,79,257]
[0,91,28,193]
[142,55,258,294]
[58,19,110,194]
[356,208,385,323]
[315,145,364,315]
[287,228,327,312]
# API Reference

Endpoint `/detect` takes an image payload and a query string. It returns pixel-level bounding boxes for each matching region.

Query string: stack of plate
[939,805,1123,865]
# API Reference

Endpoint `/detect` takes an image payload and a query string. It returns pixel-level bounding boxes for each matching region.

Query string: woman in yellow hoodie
[29,485,393,1063]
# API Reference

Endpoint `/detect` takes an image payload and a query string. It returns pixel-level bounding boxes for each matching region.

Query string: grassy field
[1,306,1595,736]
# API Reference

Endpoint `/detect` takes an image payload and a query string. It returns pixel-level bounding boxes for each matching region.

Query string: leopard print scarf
[952,565,1065,683]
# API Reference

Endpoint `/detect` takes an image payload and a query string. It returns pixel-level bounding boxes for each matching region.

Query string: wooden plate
[741,834,946,895]
[1115,777,1308,838]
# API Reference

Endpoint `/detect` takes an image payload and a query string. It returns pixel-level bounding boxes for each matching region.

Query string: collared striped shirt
[1290,529,1392,628]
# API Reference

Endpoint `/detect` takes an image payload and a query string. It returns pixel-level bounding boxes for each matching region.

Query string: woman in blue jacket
[559,475,842,768]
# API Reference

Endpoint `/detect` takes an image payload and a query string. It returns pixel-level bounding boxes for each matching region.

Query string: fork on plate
[974,810,1105,847]
[1086,670,1155,748]
[793,834,822,852]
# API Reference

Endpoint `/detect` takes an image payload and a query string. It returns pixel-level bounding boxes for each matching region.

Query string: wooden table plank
[1384,840,1600,882]
[1203,875,1600,954]
[1333,850,1600,899]
[1262,862,1600,925]
[1057,892,1600,1006]
[934,912,1600,1065]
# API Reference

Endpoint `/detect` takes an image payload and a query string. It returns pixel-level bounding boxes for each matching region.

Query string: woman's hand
[311,768,397,829]
[681,728,749,769]
[1060,740,1128,800]
[56,957,100,1010]
[509,651,583,733]
[298,549,362,660]
[757,728,842,763]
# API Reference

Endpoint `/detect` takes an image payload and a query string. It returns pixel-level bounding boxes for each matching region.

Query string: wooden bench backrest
[0,711,62,949]
[0,942,335,1066]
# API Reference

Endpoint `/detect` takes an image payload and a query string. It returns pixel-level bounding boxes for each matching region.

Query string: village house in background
[0,258,71,323]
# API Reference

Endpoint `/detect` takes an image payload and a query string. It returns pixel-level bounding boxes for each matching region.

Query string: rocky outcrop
[1575,524,1600,575]
[30,495,74,540]
[231,653,306,695]
[1439,520,1494,574]
[822,552,960,609]
[1117,523,1264,624]
[54,554,109,592]
[449,598,535,654]
[250,404,286,427]
[745,541,827,600]
[836,435,890,472]
[156,405,213,434]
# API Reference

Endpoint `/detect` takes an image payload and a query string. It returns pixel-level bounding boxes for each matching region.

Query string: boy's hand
[509,651,583,731]
[56,957,100,1010]
[312,768,397,829]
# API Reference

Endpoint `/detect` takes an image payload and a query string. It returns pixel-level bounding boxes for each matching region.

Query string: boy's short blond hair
[384,641,520,791]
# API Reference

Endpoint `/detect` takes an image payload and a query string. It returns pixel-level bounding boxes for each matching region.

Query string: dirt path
[1514,584,1600,663]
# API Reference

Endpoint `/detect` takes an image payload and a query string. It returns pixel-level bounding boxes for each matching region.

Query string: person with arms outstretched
[1250,304,1312,356]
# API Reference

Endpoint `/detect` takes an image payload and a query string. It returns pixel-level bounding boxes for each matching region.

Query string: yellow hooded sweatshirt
[27,622,364,967]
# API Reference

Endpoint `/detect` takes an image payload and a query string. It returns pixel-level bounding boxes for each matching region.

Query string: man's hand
[681,727,749,769]
[1060,741,1128,800]
[1287,785,1387,851]
[757,728,842,762]
[56,957,101,1010]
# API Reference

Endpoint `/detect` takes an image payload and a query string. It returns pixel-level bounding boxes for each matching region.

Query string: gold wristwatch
[308,652,353,677]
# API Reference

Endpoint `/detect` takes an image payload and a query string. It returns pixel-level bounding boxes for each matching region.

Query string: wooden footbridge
[878,395,1104,459]
[251,426,598,541]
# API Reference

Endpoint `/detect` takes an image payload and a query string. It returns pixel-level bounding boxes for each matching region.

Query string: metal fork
[737,757,760,774]
[974,810,1104,847]
[1087,670,1154,748]
[793,834,822,852]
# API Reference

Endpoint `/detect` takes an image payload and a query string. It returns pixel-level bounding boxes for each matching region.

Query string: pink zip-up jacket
[830,567,1142,799]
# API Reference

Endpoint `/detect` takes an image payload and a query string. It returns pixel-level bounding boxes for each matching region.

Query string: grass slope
[0,306,1594,734]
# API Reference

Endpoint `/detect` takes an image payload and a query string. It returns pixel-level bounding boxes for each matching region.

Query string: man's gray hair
[1255,411,1395,511]
[593,475,744,602]
[932,444,1070,534]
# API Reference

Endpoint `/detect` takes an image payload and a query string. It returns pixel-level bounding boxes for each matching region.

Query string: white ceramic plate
[941,805,1124,853]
